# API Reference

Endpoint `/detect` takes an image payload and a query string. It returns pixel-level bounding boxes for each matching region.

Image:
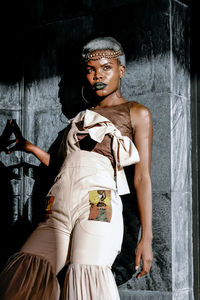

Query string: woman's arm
[7,120,50,166]
[130,103,153,279]
[21,141,50,166]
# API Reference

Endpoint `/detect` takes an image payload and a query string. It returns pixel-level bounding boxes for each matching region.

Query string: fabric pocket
[44,196,55,221]
[88,190,112,223]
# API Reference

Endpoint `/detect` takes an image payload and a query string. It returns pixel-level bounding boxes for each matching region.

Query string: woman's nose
[93,70,103,81]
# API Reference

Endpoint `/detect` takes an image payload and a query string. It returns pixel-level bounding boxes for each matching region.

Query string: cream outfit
[0,109,139,300]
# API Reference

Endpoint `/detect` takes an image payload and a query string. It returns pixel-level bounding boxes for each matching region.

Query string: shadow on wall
[0,155,33,271]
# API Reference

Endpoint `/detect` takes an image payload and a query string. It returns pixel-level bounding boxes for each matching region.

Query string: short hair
[82,36,126,67]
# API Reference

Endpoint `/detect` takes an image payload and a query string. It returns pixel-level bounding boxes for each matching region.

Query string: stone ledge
[118,289,194,300]
[118,290,172,300]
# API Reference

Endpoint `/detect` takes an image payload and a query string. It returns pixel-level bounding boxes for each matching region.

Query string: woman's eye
[103,65,111,71]
[87,68,93,74]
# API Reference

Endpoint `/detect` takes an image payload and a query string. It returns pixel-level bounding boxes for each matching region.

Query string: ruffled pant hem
[61,263,120,300]
[0,253,120,300]
[0,251,60,300]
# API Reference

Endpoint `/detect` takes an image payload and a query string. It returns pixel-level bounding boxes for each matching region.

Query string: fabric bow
[66,109,140,195]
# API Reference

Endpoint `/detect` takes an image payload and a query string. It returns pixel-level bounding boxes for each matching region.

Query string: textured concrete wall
[119,1,192,299]
[0,0,193,299]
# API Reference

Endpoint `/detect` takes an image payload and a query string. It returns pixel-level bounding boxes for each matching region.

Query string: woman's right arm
[21,141,50,166]
[7,120,50,166]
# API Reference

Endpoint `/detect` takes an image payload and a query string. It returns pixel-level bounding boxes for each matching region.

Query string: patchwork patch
[88,190,112,222]
[44,196,55,220]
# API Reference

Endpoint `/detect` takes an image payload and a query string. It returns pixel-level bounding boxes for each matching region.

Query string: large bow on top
[66,109,140,195]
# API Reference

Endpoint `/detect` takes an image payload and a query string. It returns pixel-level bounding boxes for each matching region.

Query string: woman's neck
[95,92,127,108]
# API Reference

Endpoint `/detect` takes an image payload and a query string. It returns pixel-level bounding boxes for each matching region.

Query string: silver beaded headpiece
[82,37,126,67]
[86,49,122,61]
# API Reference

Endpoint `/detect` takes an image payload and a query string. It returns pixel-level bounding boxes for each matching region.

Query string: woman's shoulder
[129,100,151,115]
[128,101,152,128]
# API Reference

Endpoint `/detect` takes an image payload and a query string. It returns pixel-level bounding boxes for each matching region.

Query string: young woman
[0,37,153,300]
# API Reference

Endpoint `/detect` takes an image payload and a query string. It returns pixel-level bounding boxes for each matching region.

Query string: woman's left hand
[135,238,153,279]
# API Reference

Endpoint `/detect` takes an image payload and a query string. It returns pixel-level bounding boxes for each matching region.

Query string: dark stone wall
[190,1,200,297]
[0,0,193,299]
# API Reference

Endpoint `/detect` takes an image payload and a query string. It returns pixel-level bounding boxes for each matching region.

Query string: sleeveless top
[90,101,134,168]
[61,101,139,195]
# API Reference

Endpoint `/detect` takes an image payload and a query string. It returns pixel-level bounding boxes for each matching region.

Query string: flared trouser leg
[0,252,60,300]
[61,219,123,300]
[0,221,71,300]
[0,151,124,300]
[61,197,123,300]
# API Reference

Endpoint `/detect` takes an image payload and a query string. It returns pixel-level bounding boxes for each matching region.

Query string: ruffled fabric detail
[0,252,60,300]
[66,109,140,195]
[61,263,120,300]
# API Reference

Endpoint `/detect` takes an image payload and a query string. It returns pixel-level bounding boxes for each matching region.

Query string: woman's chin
[95,89,108,97]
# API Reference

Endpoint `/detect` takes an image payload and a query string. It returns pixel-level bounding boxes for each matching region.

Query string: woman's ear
[119,65,125,78]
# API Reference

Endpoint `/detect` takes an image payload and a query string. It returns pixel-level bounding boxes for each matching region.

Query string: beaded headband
[85,49,122,61]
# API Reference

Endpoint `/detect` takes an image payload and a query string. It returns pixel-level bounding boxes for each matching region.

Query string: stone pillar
[119,0,193,299]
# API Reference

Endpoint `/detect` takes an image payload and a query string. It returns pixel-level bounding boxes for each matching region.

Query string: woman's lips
[94,82,107,90]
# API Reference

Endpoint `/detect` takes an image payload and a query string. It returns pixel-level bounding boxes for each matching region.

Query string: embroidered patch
[88,190,112,222]
[44,196,55,220]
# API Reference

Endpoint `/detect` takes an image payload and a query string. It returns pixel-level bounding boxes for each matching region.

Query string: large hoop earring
[81,86,90,104]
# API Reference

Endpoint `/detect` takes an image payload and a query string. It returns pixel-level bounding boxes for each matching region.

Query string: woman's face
[86,55,125,98]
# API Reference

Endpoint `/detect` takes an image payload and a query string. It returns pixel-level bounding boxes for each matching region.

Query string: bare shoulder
[129,101,152,129]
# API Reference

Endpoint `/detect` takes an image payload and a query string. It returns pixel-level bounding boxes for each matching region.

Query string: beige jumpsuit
[0,109,139,300]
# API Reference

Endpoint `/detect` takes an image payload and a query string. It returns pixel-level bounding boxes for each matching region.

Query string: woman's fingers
[11,120,23,138]
[1,119,22,147]
[6,143,19,154]
[1,120,29,154]
[135,248,141,271]
[0,121,15,152]
[136,269,148,279]
[135,243,153,279]
[6,139,16,146]
[136,257,152,279]
[1,120,13,140]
